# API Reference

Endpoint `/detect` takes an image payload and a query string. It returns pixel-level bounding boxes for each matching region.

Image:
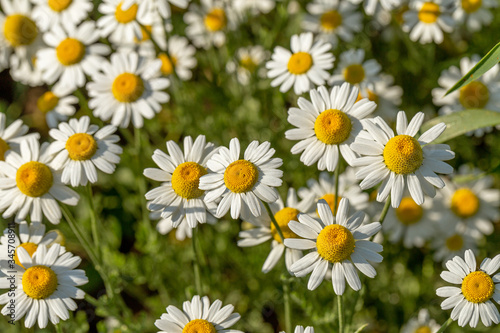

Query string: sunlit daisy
[328,49,381,90]
[280,326,315,333]
[285,83,377,172]
[357,74,403,123]
[453,0,497,32]
[436,249,500,328]
[32,0,93,32]
[154,295,244,333]
[226,45,267,85]
[0,244,88,328]
[401,309,440,333]
[233,0,275,15]
[238,188,306,274]
[431,224,478,264]
[303,0,362,48]
[157,35,197,80]
[0,139,80,224]
[0,113,40,162]
[266,32,334,95]
[87,52,169,128]
[351,111,454,208]
[285,198,383,294]
[144,135,219,228]
[402,0,455,44]
[36,87,78,128]
[199,138,283,220]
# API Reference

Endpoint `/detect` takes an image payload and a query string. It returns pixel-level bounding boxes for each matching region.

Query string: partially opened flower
[280,326,315,333]
[0,113,40,162]
[401,309,440,333]
[35,87,78,128]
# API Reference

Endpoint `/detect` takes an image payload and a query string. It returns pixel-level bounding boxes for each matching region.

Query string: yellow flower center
[461,0,482,13]
[3,14,38,47]
[271,207,300,243]
[445,234,464,251]
[356,89,379,104]
[415,326,432,333]
[418,2,440,23]
[0,138,10,161]
[224,160,259,193]
[56,38,86,66]
[287,52,313,75]
[395,197,423,225]
[14,242,38,268]
[318,194,342,215]
[112,73,145,103]
[16,161,53,198]
[135,25,152,43]
[204,8,226,32]
[314,109,352,145]
[451,188,480,219]
[240,56,257,72]
[461,271,495,303]
[459,81,489,109]
[316,224,355,263]
[66,133,98,161]
[37,91,60,113]
[22,265,58,299]
[171,162,207,199]
[383,135,423,175]
[115,2,138,24]
[320,10,343,31]
[158,53,176,76]
[48,0,72,12]
[343,64,365,85]
[182,319,217,333]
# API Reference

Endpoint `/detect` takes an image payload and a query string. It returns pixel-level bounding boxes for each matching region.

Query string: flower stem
[282,275,292,333]
[55,323,63,333]
[436,318,454,333]
[338,294,344,333]
[378,195,392,223]
[86,183,100,257]
[334,146,342,214]
[263,201,284,243]
[192,227,203,295]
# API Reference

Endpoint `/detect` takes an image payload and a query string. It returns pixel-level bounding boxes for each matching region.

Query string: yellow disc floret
[48,0,72,12]
[415,326,432,333]
[395,197,423,225]
[445,234,464,251]
[16,161,53,198]
[343,64,365,85]
[14,242,38,268]
[4,14,38,47]
[0,138,10,161]
[271,207,300,243]
[224,160,259,193]
[204,8,226,32]
[459,81,489,109]
[461,0,482,13]
[171,162,207,199]
[37,91,60,113]
[451,188,480,218]
[383,135,423,175]
[182,319,217,333]
[240,56,257,72]
[316,224,355,263]
[314,109,352,145]
[356,89,379,104]
[22,265,58,299]
[66,133,98,161]
[287,52,313,75]
[318,194,342,215]
[158,53,176,76]
[112,73,145,103]
[320,10,343,31]
[56,38,86,66]
[461,271,495,303]
[418,2,440,23]
[115,2,138,23]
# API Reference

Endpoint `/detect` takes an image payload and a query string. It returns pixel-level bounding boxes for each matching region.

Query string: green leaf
[421,109,500,143]
[445,41,500,96]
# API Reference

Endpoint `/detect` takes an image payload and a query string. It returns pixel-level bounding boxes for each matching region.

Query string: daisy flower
[137,0,189,19]
[436,249,500,328]
[357,74,403,123]
[31,0,93,32]
[0,244,88,328]
[0,139,80,224]
[432,55,500,137]
[233,0,275,15]
[328,49,381,90]
[144,135,219,228]
[302,0,362,48]
[402,0,455,44]
[348,0,404,15]
[266,32,334,95]
[431,224,478,264]
[401,309,440,333]
[280,326,315,333]
[150,208,217,241]
[117,17,171,59]
[285,83,377,172]
[36,87,78,128]
[154,295,243,333]
[351,111,454,208]
[9,54,44,86]
[238,188,306,274]
[285,198,383,294]
[87,52,169,128]
[199,138,283,220]
[453,0,497,32]
[47,116,123,187]
[157,35,197,80]
[0,113,40,162]
[226,45,267,85]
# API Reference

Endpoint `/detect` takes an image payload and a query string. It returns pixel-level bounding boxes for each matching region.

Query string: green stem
[282,276,292,333]
[263,201,284,243]
[74,88,92,115]
[86,183,100,257]
[338,294,344,333]
[378,195,392,223]
[436,318,454,333]
[55,323,63,333]
[333,146,341,214]
[192,227,202,295]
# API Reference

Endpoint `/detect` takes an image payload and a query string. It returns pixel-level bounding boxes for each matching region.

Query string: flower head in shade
[199,138,283,220]
[436,249,500,328]
[154,295,243,333]
[32,0,93,32]
[328,49,381,90]
[233,0,275,15]
[36,87,78,129]
[280,326,315,333]
[285,198,382,294]
[352,111,454,208]
[357,74,403,123]
[157,35,197,80]
[226,45,267,85]
[453,0,497,32]
[0,113,40,162]
[431,223,478,265]
[138,0,190,19]
[401,309,440,333]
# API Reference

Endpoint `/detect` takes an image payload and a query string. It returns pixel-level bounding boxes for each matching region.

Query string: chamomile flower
[87,52,169,128]
[36,21,111,91]
[302,0,362,48]
[351,111,454,208]
[31,0,93,32]
[453,0,497,32]
[0,139,80,224]
[117,17,171,59]
[357,74,403,123]
[199,138,283,220]
[349,0,404,15]
[401,309,440,333]
[157,35,197,80]
[154,295,244,333]
[226,45,267,85]
[237,188,306,274]
[328,49,381,90]
[436,249,500,328]
[9,54,44,86]
[402,0,455,44]
[233,0,275,15]
[139,0,189,19]
[0,244,88,328]
[47,116,122,187]
[285,198,383,294]
[144,135,219,228]
[150,208,217,241]
[266,32,334,95]
[0,113,40,161]
[431,224,477,264]
[36,87,78,128]
[280,326,315,333]
[285,83,377,172]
